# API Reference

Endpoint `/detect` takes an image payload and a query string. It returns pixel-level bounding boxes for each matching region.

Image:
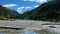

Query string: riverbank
[0,20,60,34]
[0,20,45,33]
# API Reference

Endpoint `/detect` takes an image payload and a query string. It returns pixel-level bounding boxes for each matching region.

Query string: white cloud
[25,6,31,9]
[36,0,47,3]
[17,5,40,14]
[17,6,32,14]
[17,6,25,14]
[24,0,48,3]
[24,0,27,1]
[34,5,39,8]
[18,6,25,9]
[2,4,17,7]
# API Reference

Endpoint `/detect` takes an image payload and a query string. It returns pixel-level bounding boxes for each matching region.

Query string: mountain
[0,5,19,20]
[21,0,60,22]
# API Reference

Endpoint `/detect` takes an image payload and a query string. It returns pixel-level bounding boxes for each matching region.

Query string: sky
[0,0,51,14]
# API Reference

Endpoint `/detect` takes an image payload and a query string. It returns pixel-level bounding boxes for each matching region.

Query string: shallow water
[0,30,55,34]
[21,31,37,34]
[0,31,37,34]
[0,20,58,34]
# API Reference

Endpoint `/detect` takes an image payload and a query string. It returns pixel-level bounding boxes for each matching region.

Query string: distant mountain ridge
[20,0,60,22]
[0,5,19,20]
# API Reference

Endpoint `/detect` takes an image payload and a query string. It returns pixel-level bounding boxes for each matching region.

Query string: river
[0,20,58,34]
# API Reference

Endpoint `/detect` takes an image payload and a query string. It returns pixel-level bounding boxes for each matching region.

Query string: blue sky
[0,0,51,14]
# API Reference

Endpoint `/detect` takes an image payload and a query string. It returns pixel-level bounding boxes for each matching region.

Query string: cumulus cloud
[25,6,32,9]
[2,4,17,7]
[17,5,41,14]
[24,0,48,3]
[24,0,27,1]
[34,5,39,8]
[17,6,32,14]
[17,6,25,14]
[18,6,25,9]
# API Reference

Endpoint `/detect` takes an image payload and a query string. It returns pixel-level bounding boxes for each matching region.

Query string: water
[0,30,55,34]
[0,20,57,34]
[15,19,53,23]
[0,31,37,34]
[21,31,37,34]
[0,20,38,34]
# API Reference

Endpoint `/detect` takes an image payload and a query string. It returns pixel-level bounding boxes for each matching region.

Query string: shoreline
[0,20,60,34]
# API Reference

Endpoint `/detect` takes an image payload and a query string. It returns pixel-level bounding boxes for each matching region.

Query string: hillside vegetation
[0,5,19,20]
[19,0,60,22]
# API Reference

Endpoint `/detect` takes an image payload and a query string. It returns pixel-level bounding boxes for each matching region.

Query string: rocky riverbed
[0,20,60,34]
